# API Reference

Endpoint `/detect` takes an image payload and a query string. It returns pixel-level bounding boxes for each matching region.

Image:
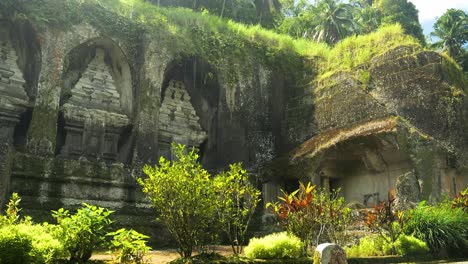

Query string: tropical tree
[138,144,217,257]
[350,0,381,34]
[310,0,357,44]
[373,0,426,45]
[431,9,468,58]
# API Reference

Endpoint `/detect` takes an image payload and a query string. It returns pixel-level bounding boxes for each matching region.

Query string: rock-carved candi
[0,26,28,144]
[60,48,129,161]
[158,80,207,158]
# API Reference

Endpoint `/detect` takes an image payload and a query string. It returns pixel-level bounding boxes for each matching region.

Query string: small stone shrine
[158,80,207,158]
[0,26,28,144]
[60,48,129,161]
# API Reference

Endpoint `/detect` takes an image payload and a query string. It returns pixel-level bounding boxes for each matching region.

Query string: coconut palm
[431,9,468,58]
[310,0,357,44]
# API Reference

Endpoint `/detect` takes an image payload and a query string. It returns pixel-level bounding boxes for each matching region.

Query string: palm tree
[255,0,281,25]
[310,0,357,44]
[431,9,468,58]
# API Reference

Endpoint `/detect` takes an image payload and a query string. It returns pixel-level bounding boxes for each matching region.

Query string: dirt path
[91,246,234,264]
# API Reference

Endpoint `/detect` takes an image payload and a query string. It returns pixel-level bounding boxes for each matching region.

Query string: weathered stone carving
[60,48,129,161]
[315,243,348,264]
[158,80,207,157]
[0,26,28,144]
[394,171,421,211]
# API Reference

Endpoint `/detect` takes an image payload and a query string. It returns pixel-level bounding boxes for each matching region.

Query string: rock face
[276,45,468,207]
[315,243,347,264]
[394,171,421,211]
[0,1,467,245]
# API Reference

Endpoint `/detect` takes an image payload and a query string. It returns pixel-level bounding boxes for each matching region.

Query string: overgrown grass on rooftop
[317,24,420,83]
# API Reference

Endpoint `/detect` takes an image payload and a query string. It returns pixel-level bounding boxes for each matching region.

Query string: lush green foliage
[373,0,425,45]
[52,204,113,263]
[346,234,428,257]
[452,187,468,212]
[0,224,66,264]
[107,228,151,264]
[244,232,303,259]
[394,234,429,257]
[267,182,350,255]
[0,192,21,226]
[366,199,407,255]
[214,163,261,255]
[431,9,468,75]
[317,24,419,85]
[139,144,217,257]
[0,224,32,264]
[404,201,468,257]
[0,194,65,264]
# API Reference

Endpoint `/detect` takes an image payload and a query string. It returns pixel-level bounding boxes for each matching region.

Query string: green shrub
[108,228,151,264]
[52,203,113,263]
[404,201,468,257]
[346,235,389,257]
[0,225,32,264]
[394,234,429,257]
[138,144,217,258]
[266,182,350,255]
[214,163,261,255]
[0,192,21,226]
[244,232,303,259]
[346,234,428,257]
[0,223,65,264]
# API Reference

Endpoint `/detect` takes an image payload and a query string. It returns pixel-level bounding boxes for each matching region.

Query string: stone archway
[160,56,220,168]
[57,38,134,163]
[0,20,40,148]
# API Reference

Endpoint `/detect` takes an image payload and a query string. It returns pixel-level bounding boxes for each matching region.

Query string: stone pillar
[0,144,13,209]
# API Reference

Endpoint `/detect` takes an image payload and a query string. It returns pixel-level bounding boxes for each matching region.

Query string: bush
[266,182,350,255]
[404,201,468,257]
[346,234,428,258]
[138,144,217,258]
[0,223,65,264]
[108,228,151,264]
[214,163,261,255]
[52,203,113,263]
[244,232,303,259]
[0,192,21,226]
[394,234,429,257]
[365,199,407,255]
[346,235,390,257]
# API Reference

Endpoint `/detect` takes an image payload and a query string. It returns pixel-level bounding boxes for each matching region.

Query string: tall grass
[404,202,468,258]
[317,24,420,81]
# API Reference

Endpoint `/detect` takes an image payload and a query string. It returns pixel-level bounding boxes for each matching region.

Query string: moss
[313,250,321,264]
[291,117,398,162]
[316,24,420,84]
[26,105,59,155]
[9,0,319,90]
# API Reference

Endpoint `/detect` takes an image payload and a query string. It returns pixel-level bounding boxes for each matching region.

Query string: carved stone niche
[0,26,28,144]
[60,48,129,161]
[158,80,207,159]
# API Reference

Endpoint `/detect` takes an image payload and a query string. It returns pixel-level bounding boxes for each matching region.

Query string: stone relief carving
[158,80,207,158]
[60,48,129,161]
[0,26,28,144]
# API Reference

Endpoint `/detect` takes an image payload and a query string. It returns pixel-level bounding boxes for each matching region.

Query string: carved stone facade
[158,80,207,158]
[0,26,28,144]
[60,49,129,161]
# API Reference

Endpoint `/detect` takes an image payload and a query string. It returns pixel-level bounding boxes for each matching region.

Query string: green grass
[7,0,463,94]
